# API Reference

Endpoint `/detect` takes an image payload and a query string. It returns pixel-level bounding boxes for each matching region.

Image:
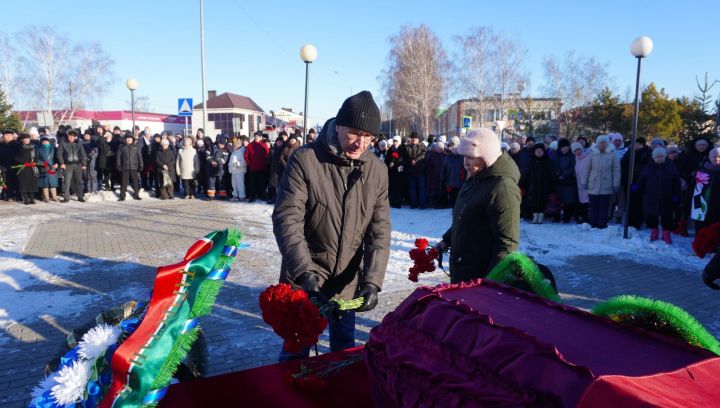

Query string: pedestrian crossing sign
[178,98,193,117]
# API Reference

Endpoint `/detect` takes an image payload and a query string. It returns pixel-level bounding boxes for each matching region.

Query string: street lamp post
[623,36,653,239]
[300,44,317,143]
[126,78,139,136]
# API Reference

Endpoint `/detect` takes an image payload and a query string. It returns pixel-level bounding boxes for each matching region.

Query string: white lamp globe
[630,36,653,58]
[125,78,139,91]
[300,44,317,63]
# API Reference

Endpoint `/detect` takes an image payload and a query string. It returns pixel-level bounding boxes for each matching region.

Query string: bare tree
[487,33,528,124]
[543,51,608,138]
[382,25,449,138]
[452,27,496,127]
[128,95,153,112]
[12,25,115,126]
[0,32,16,106]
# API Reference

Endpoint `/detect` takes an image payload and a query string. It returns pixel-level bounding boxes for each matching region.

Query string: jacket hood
[317,117,373,166]
[473,152,520,184]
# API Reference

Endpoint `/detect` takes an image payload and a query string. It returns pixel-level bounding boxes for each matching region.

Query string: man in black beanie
[272,91,390,360]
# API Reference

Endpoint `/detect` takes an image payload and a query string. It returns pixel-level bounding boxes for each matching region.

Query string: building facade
[192,91,264,140]
[435,97,563,139]
[15,110,188,134]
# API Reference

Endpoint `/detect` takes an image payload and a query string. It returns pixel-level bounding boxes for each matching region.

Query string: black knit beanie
[335,91,381,135]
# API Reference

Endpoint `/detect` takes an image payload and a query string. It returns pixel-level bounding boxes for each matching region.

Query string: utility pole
[200,0,208,133]
[68,82,73,111]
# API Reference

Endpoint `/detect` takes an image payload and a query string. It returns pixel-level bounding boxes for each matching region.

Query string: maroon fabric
[365,279,716,407]
[161,348,371,408]
[578,358,720,408]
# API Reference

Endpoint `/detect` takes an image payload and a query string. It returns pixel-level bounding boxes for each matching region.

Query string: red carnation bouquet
[391,151,400,159]
[408,238,439,282]
[259,283,364,353]
[693,223,720,259]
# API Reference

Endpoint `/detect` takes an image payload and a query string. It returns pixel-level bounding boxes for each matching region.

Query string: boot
[650,228,659,242]
[28,194,36,204]
[49,188,59,202]
[538,213,545,224]
[531,213,539,224]
[662,230,672,244]
[673,219,689,237]
[22,193,30,205]
[41,188,50,203]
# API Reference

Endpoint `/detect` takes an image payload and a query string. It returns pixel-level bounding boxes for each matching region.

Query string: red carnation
[693,223,720,259]
[407,237,437,282]
[391,151,399,159]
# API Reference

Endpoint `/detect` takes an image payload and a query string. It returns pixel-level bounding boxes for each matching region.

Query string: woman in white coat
[229,137,248,201]
[176,136,200,199]
[582,135,621,229]
[572,142,592,223]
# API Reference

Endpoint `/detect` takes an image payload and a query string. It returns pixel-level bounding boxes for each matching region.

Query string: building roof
[194,92,264,112]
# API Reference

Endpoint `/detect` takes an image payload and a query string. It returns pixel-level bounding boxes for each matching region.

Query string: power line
[228,0,293,60]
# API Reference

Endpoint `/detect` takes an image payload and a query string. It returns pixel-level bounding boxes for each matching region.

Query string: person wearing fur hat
[583,135,621,228]
[404,131,428,209]
[177,136,200,199]
[227,137,247,201]
[36,136,60,202]
[520,143,556,224]
[385,135,406,208]
[572,142,591,223]
[14,133,38,204]
[205,136,229,200]
[436,128,521,283]
[56,130,87,203]
[272,91,390,360]
[621,137,651,229]
[552,138,578,223]
[116,133,143,201]
[155,138,177,199]
[637,147,681,244]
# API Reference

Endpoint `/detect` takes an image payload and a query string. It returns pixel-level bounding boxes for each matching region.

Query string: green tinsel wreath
[592,295,720,355]
[486,252,561,302]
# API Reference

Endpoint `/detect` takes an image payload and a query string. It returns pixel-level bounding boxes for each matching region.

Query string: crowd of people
[1,121,719,243]
[0,125,315,205]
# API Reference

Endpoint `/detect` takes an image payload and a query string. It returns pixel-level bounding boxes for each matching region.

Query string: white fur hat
[652,146,667,159]
[29,127,39,136]
[596,135,610,145]
[608,133,623,142]
[392,135,401,143]
[437,135,447,144]
[450,136,460,146]
[457,128,501,166]
[571,142,583,152]
[710,146,720,161]
[548,141,558,150]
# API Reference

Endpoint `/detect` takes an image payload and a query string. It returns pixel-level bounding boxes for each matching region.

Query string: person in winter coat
[436,128,520,283]
[272,91,390,360]
[637,147,681,244]
[245,131,270,202]
[154,139,177,199]
[194,138,208,196]
[56,130,87,203]
[681,137,712,234]
[425,142,446,208]
[176,136,200,199]
[228,137,248,201]
[572,142,591,224]
[205,136,229,200]
[692,147,720,232]
[516,136,535,176]
[520,144,556,224]
[280,135,300,169]
[116,133,143,201]
[14,133,38,205]
[404,132,427,209]
[268,138,285,204]
[81,131,99,195]
[385,136,406,208]
[36,136,59,202]
[442,144,464,207]
[609,133,628,223]
[622,137,651,229]
[552,139,578,222]
[0,129,19,201]
[583,135,621,229]
[97,132,114,191]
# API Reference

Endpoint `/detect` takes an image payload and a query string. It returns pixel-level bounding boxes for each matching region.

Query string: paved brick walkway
[0,198,718,407]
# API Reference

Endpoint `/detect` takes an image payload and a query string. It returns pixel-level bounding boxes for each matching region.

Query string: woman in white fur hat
[435,129,521,283]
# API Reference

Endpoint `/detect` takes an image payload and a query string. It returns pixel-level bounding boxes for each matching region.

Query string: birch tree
[543,51,608,138]
[452,27,496,127]
[383,25,448,138]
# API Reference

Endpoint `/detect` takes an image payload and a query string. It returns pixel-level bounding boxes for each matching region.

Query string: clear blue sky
[4,0,719,129]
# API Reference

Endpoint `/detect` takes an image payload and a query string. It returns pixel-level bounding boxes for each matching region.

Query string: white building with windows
[192,91,264,140]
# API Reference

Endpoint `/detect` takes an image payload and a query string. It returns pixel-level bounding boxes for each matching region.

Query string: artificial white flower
[31,374,58,399]
[50,359,92,405]
[78,323,122,360]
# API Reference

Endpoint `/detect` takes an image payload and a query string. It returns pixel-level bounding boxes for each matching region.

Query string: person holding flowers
[272,91,390,361]
[13,133,38,205]
[36,136,60,202]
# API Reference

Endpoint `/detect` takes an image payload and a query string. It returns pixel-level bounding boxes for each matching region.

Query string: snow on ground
[0,215,97,341]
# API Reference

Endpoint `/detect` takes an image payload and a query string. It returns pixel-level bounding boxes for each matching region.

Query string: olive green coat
[442,153,521,283]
